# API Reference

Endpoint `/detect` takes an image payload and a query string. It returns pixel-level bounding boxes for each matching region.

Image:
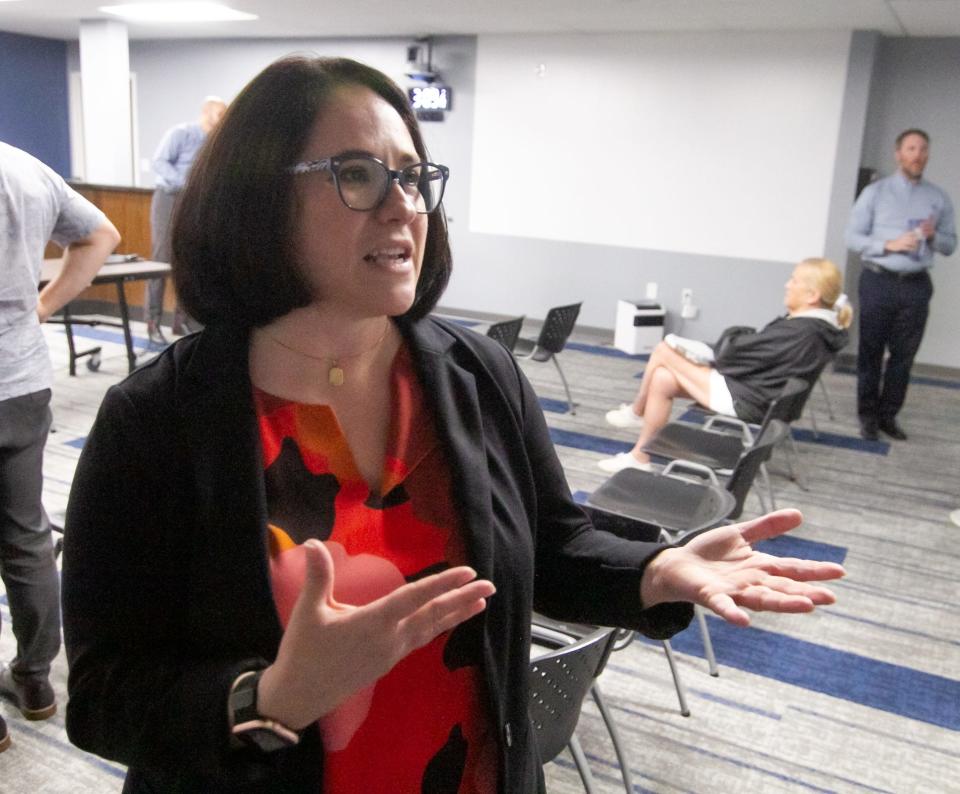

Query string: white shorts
[708,369,736,416]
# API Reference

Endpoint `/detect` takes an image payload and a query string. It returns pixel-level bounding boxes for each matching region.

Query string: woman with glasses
[62,57,844,793]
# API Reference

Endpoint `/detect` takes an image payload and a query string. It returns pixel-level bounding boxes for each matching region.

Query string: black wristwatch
[228,670,300,752]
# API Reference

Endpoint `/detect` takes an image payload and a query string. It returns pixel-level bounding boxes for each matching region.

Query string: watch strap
[228,670,299,751]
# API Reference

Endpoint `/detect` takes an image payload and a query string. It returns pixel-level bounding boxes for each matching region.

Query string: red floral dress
[254,346,497,793]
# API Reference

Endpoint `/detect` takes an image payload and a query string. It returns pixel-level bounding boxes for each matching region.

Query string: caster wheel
[87,353,102,371]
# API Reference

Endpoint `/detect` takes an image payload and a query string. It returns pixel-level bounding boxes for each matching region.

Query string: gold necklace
[262,320,390,387]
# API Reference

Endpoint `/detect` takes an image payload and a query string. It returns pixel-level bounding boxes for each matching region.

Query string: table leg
[63,303,78,377]
[115,280,137,373]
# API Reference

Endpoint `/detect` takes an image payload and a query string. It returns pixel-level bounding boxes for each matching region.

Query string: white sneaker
[605,404,644,429]
[597,452,653,473]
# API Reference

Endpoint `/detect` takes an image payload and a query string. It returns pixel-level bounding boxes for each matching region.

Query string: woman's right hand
[256,539,495,730]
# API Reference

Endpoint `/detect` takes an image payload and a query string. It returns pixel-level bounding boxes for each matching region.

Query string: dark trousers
[146,187,196,330]
[0,389,61,677]
[857,267,933,422]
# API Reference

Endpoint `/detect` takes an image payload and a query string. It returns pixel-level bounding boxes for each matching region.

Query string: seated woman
[599,257,852,472]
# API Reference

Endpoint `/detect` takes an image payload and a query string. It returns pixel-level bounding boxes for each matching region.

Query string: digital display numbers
[408,85,452,112]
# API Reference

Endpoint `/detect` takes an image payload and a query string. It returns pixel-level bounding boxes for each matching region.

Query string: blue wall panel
[0,31,71,176]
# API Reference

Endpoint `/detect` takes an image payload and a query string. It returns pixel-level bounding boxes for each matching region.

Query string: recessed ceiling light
[99,2,257,23]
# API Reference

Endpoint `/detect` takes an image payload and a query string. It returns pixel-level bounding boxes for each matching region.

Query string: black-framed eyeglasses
[288,155,449,214]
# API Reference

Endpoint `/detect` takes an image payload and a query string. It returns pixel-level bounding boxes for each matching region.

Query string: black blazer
[62,316,692,793]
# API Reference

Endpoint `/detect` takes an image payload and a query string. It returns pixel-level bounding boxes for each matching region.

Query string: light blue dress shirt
[845,170,956,273]
[152,122,207,192]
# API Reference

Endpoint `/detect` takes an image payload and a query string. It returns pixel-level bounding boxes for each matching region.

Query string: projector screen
[469,31,851,263]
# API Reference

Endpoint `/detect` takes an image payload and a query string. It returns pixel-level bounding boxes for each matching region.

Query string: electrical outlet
[681,288,693,304]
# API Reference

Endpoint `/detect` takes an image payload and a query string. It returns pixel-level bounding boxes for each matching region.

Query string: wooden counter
[45,182,173,313]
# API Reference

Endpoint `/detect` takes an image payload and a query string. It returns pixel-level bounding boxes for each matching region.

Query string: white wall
[470,32,850,263]
[64,31,959,368]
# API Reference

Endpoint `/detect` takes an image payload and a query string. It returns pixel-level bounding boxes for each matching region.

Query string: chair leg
[759,462,776,511]
[550,354,576,415]
[695,606,719,677]
[785,434,810,491]
[661,640,691,717]
[591,683,635,794]
[808,402,820,440]
[568,734,598,793]
[818,376,836,420]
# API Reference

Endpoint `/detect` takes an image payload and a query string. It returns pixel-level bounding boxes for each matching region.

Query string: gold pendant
[328,364,345,387]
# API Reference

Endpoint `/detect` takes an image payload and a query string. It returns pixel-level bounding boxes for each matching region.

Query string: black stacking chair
[584,419,786,695]
[485,315,525,352]
[643,376,813,502]
[529,624,619,793]
[531,617,636,793]
[513,302,582,414]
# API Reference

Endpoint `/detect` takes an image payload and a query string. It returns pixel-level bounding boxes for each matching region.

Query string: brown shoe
[0,714,10,752]
[0,663,56,721]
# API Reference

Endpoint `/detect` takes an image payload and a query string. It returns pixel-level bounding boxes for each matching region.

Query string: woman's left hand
[640,508,845,626]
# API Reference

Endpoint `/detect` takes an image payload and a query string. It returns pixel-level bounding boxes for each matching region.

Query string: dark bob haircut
[171,56,452,327]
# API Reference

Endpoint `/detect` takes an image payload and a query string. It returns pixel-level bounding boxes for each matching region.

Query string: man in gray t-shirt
[0,142,119,752]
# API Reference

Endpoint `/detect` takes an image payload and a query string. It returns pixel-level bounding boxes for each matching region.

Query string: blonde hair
[797,257,853,329]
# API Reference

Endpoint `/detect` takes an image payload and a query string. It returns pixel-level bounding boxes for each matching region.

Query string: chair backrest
[529,626,616,763]
[726,419,790,518]
[760,376,812,428]
[535,302,582,354]
[486,315,524,352]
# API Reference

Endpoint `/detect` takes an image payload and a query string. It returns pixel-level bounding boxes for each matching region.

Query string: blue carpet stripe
[552,428,633,455]
[655,616,960,730]
[537,397,570,414]
[64,437,86,449]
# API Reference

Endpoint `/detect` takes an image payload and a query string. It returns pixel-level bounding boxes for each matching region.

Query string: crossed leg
[626,342,713,464]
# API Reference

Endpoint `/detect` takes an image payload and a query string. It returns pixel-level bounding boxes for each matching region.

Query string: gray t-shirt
[1,142,107,400]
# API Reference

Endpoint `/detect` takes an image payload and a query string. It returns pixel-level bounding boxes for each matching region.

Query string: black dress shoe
[0,663,56,720]
[860,418,879,441]
[879,419,907,441]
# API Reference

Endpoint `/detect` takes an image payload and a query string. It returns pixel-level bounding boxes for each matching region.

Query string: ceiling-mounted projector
[405,42,438,83]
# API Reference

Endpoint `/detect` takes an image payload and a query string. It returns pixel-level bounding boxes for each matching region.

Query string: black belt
[862,262,927,281]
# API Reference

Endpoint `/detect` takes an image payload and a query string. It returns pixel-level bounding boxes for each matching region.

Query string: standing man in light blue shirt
[146,96,226,345]
[845,128,956,441]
